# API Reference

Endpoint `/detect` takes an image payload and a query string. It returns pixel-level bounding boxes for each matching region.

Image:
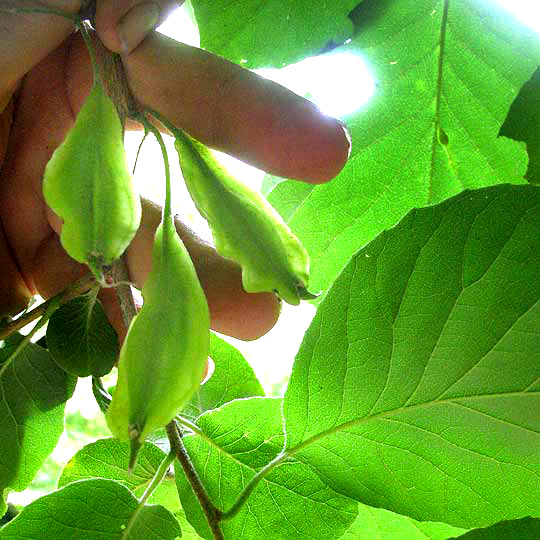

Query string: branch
[75,16,140,334]
[0,295,60,378]
[0,274,96,341]
[108,258,138,331]
[166,421,224,540]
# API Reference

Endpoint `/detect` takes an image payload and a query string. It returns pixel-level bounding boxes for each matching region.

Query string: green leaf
[283,184,540,528]
[183,333,264,419]
[0,337,76,514]
[57,438,179,513]
[268,0,540,296]
[500,66,540,184]
[0,479,181,540]
[175,397,358,540]
[191,0,358,68]
[340,504,466,539]
[450,518,540,539]
[128,506,180,540]
[175,512,204,540]
[260,174,287,198]
[46,293,119,377]
[56,438,203,538]
[264,175,315,222]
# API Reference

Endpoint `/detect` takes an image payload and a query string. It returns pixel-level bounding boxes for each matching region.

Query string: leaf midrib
[428,0,450,203]
[288,389,540,456]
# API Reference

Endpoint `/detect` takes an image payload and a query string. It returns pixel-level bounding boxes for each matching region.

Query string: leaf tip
[298,287,319,301]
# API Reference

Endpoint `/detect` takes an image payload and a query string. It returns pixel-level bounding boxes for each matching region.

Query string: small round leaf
[47,293,118,377]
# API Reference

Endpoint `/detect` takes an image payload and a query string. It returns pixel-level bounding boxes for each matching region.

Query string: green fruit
[173,129,314,306]
[105,214,210,461]
[43,83,141,279]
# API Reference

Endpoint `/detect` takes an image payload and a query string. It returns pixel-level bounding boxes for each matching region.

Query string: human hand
[0,0,350,341]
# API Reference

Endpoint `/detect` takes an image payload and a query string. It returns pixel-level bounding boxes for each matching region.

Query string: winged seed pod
[105,214,210,466]
[173,129,316,306]
[43,82,141,280]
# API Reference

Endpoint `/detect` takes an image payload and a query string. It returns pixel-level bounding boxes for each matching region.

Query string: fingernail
[118,2,160,55]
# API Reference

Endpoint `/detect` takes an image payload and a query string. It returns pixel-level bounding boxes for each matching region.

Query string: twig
[78,19,102,85]
[109,258,138,331]
[0,274,96,341]
[140,450,176,504]
[75,13,139,333]
[146,108,176,134]
[0,295,60,378]
[166,421,224,540]
[132,128,150,175]
[137,114,172,217]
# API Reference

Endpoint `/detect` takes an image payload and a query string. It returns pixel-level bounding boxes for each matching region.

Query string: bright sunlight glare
[496,0,540,33]
[257,52,375,119]
[157,1,540,122]
[157,2,200,47]
[157,0,540,123]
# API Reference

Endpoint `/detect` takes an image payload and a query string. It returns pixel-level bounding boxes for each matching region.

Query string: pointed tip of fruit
[298,286,319,301]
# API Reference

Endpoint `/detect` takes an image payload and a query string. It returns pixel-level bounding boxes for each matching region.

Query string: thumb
[94,0,181,55]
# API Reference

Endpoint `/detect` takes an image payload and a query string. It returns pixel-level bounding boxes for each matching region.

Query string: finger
[98,287,132,342]
[31,229,88,301]
[42,199,280,341]
[64,31,349,183]
[0,93,15,168]
[123,33,351,183]
[0,218,32,319]
[0,1,80,106]
[94,0,181,55]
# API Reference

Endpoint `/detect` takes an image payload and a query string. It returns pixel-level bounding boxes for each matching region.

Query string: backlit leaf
[284,184,540,528]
